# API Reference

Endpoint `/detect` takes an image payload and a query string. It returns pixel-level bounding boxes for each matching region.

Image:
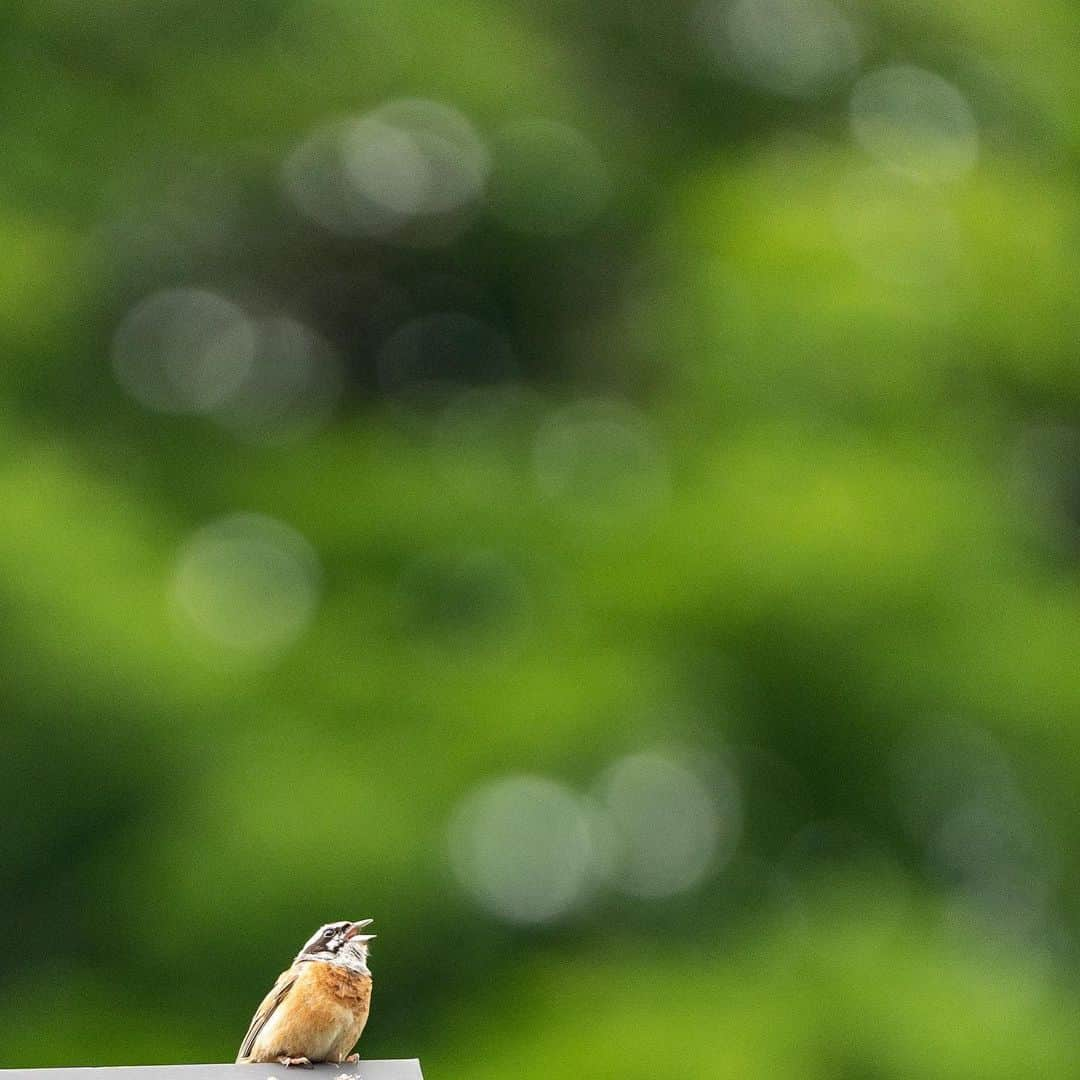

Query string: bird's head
[296,919,375,973]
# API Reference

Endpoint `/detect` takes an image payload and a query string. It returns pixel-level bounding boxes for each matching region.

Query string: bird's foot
[344,1055,360,1064]
[277,1058,313,1068]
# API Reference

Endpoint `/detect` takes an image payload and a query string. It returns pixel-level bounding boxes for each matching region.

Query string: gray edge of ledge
[0,1065,422,1080]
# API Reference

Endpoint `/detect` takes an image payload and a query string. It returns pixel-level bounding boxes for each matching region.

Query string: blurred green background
[4,0,1080,1076]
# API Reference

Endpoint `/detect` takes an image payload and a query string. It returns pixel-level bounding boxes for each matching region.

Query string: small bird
[236,920,376,1067]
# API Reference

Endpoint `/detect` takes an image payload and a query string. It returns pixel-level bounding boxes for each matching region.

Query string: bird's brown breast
[308,960,372,1010]
[241,960,372,1063]
[286,961,371,1033]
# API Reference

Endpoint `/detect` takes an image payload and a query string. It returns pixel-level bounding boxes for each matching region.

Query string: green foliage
[2,0,1080,1075]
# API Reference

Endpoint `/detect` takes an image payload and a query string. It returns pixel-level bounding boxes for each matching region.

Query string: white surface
[0,1064,421,1080]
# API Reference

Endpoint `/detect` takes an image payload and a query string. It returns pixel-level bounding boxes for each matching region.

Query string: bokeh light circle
[448,774,596,924]
[596,751,737,898]
[850,65,979,183]
[112,288,256,414]
[351,99,490,217]
[171,513,322,657]
[283,99,489,240]
[713,0,862,99]
[211,316,344,444]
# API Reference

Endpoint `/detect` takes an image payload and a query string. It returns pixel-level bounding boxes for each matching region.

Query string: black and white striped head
[296,919,375,972]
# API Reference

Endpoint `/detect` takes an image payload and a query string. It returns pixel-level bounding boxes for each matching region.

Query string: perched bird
[236,920,376,1067]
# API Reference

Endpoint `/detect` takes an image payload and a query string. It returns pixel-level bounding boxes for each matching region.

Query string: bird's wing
[236,966,300,1062]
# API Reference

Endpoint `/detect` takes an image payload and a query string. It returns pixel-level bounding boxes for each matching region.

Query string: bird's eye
[324,929,335,939]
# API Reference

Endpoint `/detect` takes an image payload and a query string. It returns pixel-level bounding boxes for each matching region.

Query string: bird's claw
[344,1055,360,1064]
[277,1058,313,1069]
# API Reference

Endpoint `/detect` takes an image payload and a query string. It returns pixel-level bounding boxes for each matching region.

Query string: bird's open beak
[344,919,374,940]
